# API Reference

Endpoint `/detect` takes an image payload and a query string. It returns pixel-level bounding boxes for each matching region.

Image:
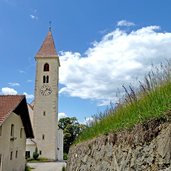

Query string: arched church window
[43,76,49,83]
[43,76,46,83]
[11,124,14,136]
[20,128,23,138]
[44,63,49,72]
[42,134,45,140]
[46,76,49,83]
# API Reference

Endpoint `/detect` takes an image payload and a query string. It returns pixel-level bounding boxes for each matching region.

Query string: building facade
[0,95,34,171]
[26,29,63,160]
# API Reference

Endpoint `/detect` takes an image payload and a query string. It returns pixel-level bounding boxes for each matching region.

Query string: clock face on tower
[40,85,52,96]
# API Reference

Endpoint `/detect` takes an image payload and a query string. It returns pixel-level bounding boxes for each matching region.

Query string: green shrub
[62,166,66,171]
[27,157,52,163]
[63,153,68,160]
[25,165,31,171]
[33,147,39,160]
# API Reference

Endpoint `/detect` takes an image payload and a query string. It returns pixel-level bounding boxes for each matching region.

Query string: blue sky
[1,0,171,123]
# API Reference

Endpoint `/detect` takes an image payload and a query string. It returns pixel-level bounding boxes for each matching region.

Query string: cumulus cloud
[117,20,135,27]
[58,112,67,120]
[30,14,38,20]
[23,92,34,100]
[59,25,171,105]
[8,82,20,87]
[1,87,17,95]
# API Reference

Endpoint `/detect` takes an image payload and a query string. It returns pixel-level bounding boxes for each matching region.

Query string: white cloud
[8,82,20,87]
[29,9,38,20]
[30,14,38,20]
[1,87,17,95]
[27,80,33,83]
[59,25,171,106]
[58,112,67,120]
[83,117,95,126]
[23,92,34,100]
[117,20,135,27]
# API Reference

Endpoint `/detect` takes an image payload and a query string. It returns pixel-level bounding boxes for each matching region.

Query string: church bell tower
[33,28,60,160]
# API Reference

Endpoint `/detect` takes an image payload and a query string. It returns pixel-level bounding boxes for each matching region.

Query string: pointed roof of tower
[36,30,58,58]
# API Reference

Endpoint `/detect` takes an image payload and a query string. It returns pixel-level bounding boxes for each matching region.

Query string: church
[26,28,63,161]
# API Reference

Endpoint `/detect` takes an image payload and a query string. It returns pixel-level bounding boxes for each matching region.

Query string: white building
[57,128,64,161]
[0,95,34,171]
[26,29,63,160]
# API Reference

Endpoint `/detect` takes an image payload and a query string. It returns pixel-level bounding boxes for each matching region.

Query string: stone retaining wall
[67,117,171,171]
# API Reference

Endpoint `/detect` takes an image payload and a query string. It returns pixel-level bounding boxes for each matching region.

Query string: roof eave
[35,55,60,66]
[14,97,34,138]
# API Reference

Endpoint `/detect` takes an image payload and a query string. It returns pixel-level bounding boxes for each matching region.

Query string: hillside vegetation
[76,61,171,143]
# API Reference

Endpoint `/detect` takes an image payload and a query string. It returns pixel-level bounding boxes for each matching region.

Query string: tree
[58,117,87,154]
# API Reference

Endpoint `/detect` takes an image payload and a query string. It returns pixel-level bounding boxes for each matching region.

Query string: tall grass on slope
[76,61,171,143]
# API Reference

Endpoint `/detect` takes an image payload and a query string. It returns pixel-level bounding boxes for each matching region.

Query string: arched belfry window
[43,76,46,83]
[44,63,49,72]
[43,75,49,83]
[46,76,49,83]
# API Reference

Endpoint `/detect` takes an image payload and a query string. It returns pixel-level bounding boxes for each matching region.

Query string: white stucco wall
[26,139,36,159]
[27,104,34,128]
[57,129,64,161]
[0,112,26,171]
[26,105,36,159]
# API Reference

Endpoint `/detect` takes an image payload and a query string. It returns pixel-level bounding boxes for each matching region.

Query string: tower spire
[32,28,60,160]
[35,27,58,58]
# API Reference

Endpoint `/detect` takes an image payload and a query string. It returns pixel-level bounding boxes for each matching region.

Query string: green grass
[25,165,32,171]
[62,165,66,171]
[27,157,51,163]
[76,62,171,143]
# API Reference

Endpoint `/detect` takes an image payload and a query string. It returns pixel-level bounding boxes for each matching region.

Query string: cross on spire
[49,21,52,31]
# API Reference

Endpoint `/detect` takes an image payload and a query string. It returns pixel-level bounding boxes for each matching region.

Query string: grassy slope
[76,64,171,143]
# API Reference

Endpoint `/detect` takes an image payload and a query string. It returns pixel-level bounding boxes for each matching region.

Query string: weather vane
[49,21,52,31]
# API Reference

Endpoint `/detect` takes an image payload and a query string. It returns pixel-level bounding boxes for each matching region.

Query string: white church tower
[33,28,60,160]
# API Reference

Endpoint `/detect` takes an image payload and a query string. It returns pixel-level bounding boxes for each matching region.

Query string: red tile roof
[0,95,34,138]
[0,95,24,125]
[36,31,58,58]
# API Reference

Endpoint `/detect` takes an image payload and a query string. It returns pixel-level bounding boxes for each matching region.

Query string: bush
[63,153,68,160]
[33,147,39,160]
[25,165,31,171]
[62,166,66,171]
